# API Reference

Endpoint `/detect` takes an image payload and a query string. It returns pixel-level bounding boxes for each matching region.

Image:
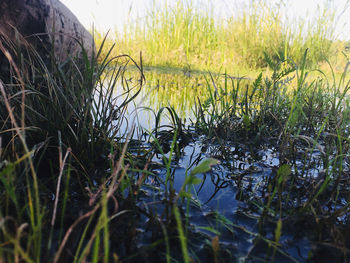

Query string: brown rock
[0,0,95,63]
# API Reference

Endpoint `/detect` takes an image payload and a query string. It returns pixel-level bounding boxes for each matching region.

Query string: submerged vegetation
[1,0,350,262]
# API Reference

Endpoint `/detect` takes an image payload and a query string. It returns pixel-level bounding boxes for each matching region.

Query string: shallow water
[107,69,350,262]
[132,139,315,262]
[113,68,252,132]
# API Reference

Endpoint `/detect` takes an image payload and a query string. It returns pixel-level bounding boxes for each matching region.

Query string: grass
[192,51,350,261]
[115,49,350,261]
[95,0,349,74]
[0,33,147,262]
[0,30,223,262]
[1,5,350,261]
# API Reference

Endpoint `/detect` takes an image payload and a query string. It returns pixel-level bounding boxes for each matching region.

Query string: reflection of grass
[95,0,348,74]
[125,68,253,119]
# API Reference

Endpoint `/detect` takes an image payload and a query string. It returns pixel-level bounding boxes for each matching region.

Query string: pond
[2,35,350,262]
[105,67,350,262]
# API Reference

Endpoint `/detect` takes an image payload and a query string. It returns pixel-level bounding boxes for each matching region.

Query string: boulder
[0,0,95,64]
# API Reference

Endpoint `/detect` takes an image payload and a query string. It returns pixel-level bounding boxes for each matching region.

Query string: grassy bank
[96,0,349,74]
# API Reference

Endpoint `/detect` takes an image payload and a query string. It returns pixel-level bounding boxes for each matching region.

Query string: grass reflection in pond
[122,66,254,129]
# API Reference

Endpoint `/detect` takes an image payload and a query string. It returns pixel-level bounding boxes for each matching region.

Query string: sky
[60,0,350,40]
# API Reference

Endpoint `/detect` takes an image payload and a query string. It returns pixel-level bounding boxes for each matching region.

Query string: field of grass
[96,0,349,75]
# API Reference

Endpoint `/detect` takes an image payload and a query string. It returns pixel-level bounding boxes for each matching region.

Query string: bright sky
[60,0,350,40]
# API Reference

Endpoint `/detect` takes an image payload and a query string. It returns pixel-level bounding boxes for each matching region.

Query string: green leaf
[196,226,221,235]
[275,219,283,243]
[0,163,18,207]
[184,176,202,185]
[243,114,251,130]
[190,158,220,177]
[277,164,292,185]
[173,206,189,263]
[179,191,192,199]
[253,72,263,89]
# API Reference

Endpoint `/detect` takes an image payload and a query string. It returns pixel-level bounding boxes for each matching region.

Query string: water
[127,137,319,262]
[105,69,349,262]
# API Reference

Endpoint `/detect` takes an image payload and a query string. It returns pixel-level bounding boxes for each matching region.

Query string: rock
[0,0,95,64]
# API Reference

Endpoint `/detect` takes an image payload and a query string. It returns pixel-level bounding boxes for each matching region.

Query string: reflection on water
[133,135,313,262]
[115,68,252,132]
[106,68,345,262]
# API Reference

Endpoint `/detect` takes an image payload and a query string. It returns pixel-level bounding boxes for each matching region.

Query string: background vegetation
[96,0,350,74]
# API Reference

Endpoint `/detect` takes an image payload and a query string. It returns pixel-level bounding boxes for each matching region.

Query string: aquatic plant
[192,51,350,261]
